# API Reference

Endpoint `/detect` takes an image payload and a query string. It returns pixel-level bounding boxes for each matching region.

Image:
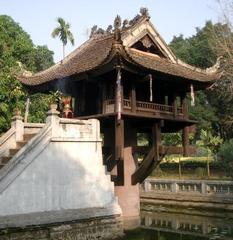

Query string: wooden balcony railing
[104,99,184,117]
[136,100,173,113]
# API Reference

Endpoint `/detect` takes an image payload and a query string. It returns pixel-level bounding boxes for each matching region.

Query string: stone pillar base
[114,147,140,230]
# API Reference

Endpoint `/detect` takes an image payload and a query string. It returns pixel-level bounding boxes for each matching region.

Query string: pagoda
[18,8,220,227]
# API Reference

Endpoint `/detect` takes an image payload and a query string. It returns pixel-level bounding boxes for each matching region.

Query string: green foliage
[217,139,233,179]
[0,15,54,134]
[48,90,62,104]
[162,133,182,146]
[170,21,217,68]
[28,94,51,123]
[197,129,223,154]
[51,17,75,58]
[195,167,206,178]
[137,133,150,146]
[170,20,233,140]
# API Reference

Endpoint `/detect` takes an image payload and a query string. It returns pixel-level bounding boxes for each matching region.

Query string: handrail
[0,128,15,148]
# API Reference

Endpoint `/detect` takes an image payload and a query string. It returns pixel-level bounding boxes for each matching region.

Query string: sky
[1,0,221,63]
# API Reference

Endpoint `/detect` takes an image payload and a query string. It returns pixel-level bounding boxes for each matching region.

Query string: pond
[1,208,233,240]
[117,209,233,240]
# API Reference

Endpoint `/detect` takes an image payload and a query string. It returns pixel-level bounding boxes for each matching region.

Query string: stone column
[114,120,140,230]
[11,109,24,142]
[46,106,60,138]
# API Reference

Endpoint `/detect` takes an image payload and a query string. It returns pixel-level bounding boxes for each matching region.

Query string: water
[117,209,233,240]
[1,209,233,239]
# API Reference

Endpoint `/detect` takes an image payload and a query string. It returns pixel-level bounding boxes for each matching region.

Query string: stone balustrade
[142,178,233,196]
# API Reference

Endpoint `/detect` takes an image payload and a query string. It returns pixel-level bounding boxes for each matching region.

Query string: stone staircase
[0,133,36,169]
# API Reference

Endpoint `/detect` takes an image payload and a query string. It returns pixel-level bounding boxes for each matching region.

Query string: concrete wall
[0,112,121,220]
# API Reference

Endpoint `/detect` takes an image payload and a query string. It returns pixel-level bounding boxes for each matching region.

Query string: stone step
[16,140,27,148]
[0,164,5,170]
[9,148,20,156]
[23,133,36,142]
[1,156,12,164]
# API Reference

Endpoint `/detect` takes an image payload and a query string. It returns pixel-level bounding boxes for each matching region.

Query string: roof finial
[114,15,122,42]
[114,15,122,29]
[140,7,150,18]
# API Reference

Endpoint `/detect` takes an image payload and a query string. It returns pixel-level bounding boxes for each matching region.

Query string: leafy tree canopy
[170,20,233,140]
[0,15,54,134]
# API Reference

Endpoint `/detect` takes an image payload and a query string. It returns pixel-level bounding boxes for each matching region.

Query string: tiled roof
[126,48,220,82]
[18,35,113,86]
[18,32,220,86]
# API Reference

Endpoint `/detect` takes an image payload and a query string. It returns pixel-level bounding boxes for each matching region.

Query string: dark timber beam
[152,121,161,161]
[182,126,189,157]
[115,118,124,185]
[130,82,136,113]
[181,93,188,119]
[131,121,162,185]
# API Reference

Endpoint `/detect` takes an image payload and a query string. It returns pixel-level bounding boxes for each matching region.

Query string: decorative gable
[122,18,177,63]
[131,34,167,58]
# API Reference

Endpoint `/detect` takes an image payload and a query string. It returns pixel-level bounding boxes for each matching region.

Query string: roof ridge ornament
[114,15,122,42]
[114,15,122,30]
[140,7,150,18]
[206,56,223,74]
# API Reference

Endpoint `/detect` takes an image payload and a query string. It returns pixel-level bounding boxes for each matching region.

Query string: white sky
[1,0,221,62]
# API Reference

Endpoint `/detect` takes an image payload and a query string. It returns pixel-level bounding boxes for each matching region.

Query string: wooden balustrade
[104,99,184,118]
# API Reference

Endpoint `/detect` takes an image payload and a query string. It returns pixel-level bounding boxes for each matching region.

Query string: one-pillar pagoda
[18,9,221,228]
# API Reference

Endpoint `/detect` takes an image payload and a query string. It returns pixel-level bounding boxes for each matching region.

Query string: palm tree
[51,17,75,59]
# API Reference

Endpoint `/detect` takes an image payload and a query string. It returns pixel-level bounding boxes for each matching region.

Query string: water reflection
[118,210,233,240]
[1,209,233,239]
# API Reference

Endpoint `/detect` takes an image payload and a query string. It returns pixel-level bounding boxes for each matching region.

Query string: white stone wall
[0,116,120,217]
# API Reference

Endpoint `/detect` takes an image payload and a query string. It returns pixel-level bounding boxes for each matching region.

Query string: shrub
[195,167,206,178]
[217,139,233,179]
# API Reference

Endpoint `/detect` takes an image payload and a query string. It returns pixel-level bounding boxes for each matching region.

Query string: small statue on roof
[90,25,98,38]
[96,28,105,35]
[129,14,141,26]
[114,15,122,29]
[122,19,129,29]
[106,25,113,33]
[140,7,150,18]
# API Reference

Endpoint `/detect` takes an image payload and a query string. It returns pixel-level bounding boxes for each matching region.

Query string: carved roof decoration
[18,8,221,86]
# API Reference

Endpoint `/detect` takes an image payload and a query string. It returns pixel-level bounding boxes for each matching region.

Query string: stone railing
[142,178,233,196]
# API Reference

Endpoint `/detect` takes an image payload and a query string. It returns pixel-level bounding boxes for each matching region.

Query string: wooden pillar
[172,94,177,117]
[182,126,189,157]
[152,121,161,160]
[115,70,123,115]
[102,82,106,114]
[130,82,136,113]
[115,118,124,185]
[80,81,86,115]
[181,93,188,119]
[115,118,124,161]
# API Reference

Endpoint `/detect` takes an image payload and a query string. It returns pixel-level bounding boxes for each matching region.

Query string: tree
[51,17,75,59]
[217,139,233,179]
[169,21,233,140]
[0,15,54,134]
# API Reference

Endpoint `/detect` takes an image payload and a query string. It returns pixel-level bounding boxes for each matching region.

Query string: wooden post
[102,82,106,114]
[181,93,188,119]
[115,118,124,185]
[172,94,177,117]
[131,82,136,113]
[152,121,161,161]
[115,67,123,118]
[81,81,86,114]
[178,156,182,179]
[182,126,189,157]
